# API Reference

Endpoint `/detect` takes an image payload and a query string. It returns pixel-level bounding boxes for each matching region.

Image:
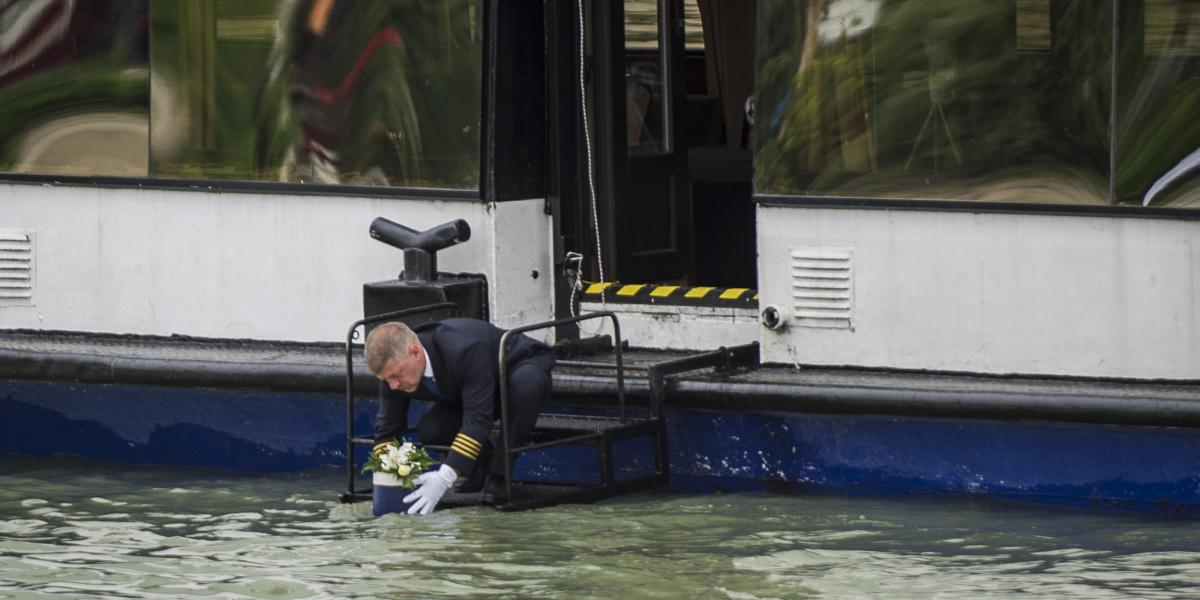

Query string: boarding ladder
[338,306,669,512]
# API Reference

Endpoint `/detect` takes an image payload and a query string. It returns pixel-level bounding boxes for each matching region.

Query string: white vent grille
[790,247,852,329]
[0,231,33,303]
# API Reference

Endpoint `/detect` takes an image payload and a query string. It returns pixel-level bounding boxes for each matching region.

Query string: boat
[2,0,1200,514]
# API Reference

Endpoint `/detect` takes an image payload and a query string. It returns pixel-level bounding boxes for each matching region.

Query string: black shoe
[453,444,494,494]
[479,475,509,506]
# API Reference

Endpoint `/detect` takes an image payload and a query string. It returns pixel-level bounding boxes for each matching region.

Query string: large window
[0,0,481,190]
[757,0,1114,205]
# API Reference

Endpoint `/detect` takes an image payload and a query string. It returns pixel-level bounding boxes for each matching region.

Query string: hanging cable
[565,251,584,319]
[577,0,606,308]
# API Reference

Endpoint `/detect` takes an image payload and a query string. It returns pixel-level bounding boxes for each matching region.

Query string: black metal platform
[338,308,694,513]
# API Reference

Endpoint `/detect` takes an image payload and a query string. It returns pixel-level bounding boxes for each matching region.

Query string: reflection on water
[3,455,1200,599]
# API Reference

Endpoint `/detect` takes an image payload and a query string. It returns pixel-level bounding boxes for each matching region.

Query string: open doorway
[564,0,758,290]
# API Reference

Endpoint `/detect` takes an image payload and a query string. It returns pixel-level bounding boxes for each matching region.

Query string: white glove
[403,464,458,515]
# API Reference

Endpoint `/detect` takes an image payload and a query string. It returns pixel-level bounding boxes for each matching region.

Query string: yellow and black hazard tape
[581,282,759,307]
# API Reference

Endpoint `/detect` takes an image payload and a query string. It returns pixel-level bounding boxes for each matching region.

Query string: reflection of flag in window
[257,0,481,189]
[0,0,76,86]
[268,2,423,187]
[288,23,419,185]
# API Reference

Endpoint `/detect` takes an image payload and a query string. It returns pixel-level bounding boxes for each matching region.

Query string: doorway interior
[557,0,758,291]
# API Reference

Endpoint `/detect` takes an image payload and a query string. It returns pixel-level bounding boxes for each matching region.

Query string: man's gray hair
[364,322,418,375]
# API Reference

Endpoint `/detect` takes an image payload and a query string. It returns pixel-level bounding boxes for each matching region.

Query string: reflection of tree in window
[757,0,876,191]
[756,0,1111,205]
[1115,0,1200,207]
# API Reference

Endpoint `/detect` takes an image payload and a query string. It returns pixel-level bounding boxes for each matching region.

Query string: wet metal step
[535,413,630,432]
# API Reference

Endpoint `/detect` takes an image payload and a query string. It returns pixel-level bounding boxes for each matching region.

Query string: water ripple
[3,457,1200,598]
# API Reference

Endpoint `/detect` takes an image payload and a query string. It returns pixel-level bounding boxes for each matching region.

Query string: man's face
[378,343,424,393]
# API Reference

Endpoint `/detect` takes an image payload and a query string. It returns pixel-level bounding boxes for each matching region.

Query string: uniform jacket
[374,318,554,473]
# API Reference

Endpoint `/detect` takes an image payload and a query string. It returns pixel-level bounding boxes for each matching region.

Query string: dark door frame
[544,0,693,339]
[545,0,585,338]
[593,0,691,284]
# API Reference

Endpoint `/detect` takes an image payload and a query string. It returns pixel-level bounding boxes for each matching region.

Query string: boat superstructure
[2,0,1200,514]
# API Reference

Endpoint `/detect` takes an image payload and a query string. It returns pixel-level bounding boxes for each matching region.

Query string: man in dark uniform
[365,318,555,515]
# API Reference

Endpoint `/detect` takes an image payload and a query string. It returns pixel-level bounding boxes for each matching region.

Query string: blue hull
[665,409,1200,514]
[4,378,1200,515]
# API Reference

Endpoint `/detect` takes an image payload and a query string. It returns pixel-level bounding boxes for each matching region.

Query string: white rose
[398,442,414,456]
[397,464,412,476]
[381,454,398,471]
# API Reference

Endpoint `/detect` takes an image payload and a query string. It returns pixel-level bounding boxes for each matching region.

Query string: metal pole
[344,324,358,499]
[498,330,515,502]
[612,316,625,423]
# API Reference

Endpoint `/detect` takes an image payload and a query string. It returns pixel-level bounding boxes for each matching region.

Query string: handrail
[557,360,647,371]
[497,311,624,503]
[343,302,461,501]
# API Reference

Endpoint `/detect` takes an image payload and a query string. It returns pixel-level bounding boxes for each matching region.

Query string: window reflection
[151,0,481,189]
[1115,0,1200,207]
[756,0,1112,204]
[0,0,149,177]
[625,0,667,152]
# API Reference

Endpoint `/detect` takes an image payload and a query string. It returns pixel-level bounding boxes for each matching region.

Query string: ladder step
[535,413,633,432]
[356,418,659,448]
[338,490,373,504]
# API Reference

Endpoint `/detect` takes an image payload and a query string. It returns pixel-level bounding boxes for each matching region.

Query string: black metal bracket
[368,218,471,283]
[552,334,613,359]
[647,342,760,416]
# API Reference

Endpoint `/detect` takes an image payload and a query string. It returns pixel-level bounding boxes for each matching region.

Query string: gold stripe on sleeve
[453,433,482,452]
[451,442,480,459]
[451,434,482,459]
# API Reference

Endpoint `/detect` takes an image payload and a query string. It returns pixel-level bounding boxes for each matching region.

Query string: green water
[2,456,1200,599]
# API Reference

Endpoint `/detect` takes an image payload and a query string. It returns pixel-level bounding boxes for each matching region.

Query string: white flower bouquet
[362,440,437,489]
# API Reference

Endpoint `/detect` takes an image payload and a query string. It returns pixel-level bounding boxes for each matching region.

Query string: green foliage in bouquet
[362,440,438,489]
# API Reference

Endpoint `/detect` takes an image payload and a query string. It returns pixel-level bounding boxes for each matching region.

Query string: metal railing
[342,308,672,510]
[497,311,625,503]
